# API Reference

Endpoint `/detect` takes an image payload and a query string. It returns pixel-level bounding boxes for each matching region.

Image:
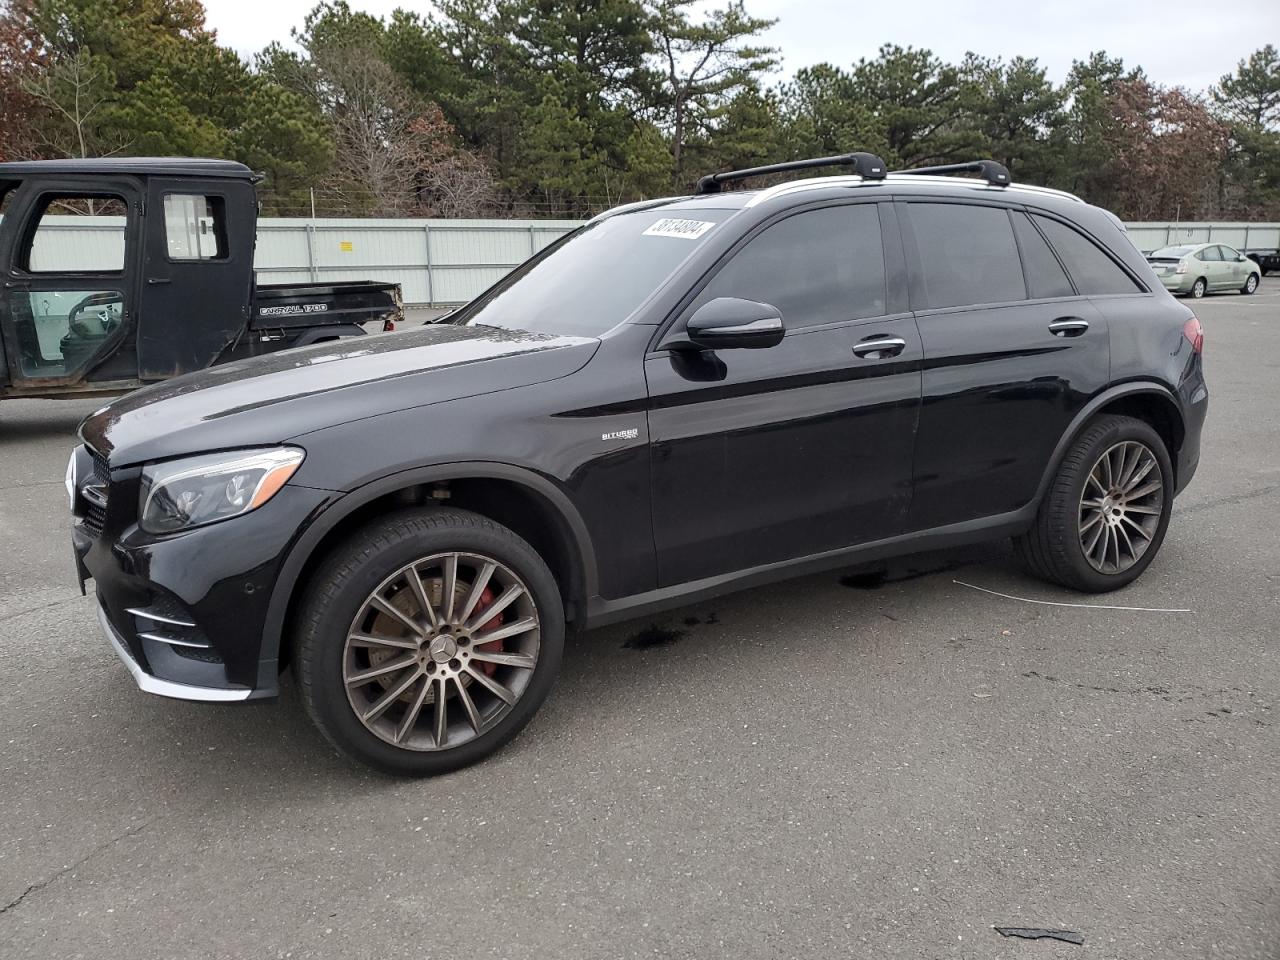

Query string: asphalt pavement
[1,282,1278,960]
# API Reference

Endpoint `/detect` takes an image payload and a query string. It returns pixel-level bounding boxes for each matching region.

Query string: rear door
[137,177,256,379]
[0,177,143,388]
[646,200,922,586]
[1200,244,1227,290]
[901,201,1110,530]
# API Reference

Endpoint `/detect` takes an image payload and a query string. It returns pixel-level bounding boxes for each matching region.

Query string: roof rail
[696,152,887,195]
[897,159,1011,187]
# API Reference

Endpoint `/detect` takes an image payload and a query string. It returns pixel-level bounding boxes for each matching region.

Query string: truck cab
[0,157,401,400]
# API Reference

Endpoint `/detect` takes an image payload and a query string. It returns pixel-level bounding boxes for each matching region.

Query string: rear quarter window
[1032,215,1143,296]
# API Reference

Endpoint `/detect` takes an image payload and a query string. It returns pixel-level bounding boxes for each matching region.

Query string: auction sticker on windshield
[642,218,716,240]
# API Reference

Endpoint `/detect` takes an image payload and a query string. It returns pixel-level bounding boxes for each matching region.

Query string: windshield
[1150,245,1195,258]
[446,208,733,337]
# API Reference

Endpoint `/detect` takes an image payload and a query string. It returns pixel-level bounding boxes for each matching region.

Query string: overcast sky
[203,0,1280,94]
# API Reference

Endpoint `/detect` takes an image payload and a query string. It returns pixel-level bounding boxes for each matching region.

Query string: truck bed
[251,281,404,329]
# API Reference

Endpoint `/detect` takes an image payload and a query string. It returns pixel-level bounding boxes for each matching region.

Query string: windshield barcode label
[643,219,715,240]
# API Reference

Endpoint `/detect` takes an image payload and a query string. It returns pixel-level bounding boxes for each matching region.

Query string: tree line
[1,0,1278,221]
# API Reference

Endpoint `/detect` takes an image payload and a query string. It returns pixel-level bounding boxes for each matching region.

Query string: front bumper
[96,601,253,702]
[72,452,335,701]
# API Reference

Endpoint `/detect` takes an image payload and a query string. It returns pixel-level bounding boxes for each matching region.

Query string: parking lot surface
[1,282,1278,959]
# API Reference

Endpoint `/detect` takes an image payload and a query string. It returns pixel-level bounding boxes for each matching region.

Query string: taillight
[1175,260,1188,274]
[1183,316,1203,353]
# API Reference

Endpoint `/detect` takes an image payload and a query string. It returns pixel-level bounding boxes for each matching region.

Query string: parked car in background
[0,158,402,404]
[1245,248,1280,275]
[1146,242,1262,298]
[70,152,1207,776]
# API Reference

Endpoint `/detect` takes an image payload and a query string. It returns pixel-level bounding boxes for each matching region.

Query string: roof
[0,157,260,181]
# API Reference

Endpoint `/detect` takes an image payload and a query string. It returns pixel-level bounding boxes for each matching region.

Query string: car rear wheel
[1242,273,1259,295]
[295,507,564,776]
[1015,415,1173,593]
[1190,277,1207,298]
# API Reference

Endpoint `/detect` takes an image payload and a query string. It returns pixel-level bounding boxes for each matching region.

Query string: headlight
[65,450,77,511]
[139,447,305,534]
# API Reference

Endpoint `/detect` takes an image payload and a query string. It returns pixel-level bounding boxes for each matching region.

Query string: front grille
[90,450,109,483]
[83,500,107,536]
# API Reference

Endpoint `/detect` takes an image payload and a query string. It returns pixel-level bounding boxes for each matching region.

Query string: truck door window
[163,194,226,260]
[7,193,128,379]
[23,194,127,272]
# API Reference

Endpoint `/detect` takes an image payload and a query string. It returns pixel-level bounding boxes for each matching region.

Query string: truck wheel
[295,507,564,776]
[1242,273,1259,295]
[1015,415,1173,593]
[1190,277,1207,298]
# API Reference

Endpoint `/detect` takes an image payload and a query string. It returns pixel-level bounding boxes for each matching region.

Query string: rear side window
[1033,215,1143,295]
[1011,212,1074,299]
[909,203,1025,309]
[697,203,886,327]
[163,194,226,260]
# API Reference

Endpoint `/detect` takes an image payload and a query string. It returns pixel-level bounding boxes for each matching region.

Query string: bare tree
[21,48,128,158]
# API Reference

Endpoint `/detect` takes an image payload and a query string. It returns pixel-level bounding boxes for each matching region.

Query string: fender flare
[1031,381,1184,507]
[257,461,599,679]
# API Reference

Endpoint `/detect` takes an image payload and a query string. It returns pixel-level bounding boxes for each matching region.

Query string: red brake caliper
[471,586,503,676]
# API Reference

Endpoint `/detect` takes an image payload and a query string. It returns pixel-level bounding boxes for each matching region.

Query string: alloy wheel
[1078,441,1164,575]
[343,552,540,751]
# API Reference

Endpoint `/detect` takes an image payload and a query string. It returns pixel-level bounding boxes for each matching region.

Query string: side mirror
[681,297,785,350]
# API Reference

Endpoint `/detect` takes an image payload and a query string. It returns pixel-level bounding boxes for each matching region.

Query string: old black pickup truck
[0,157,402,401]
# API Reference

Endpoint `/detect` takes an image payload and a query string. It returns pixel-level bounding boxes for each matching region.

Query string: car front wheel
[295,507,564,776]
[1015,415,1173,593]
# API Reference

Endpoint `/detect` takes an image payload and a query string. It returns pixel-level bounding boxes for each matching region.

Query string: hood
[81,324,598,466]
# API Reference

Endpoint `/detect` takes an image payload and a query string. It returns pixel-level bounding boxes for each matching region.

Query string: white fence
[1127,222,1280,254]
[24,216,1280,307]
[253,217,582,305]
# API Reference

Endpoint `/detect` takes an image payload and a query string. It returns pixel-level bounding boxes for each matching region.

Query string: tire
[1014,415,1173,593]
[1242,273,1259,295]
[1190,277,1207,299]
[295,507,564,776]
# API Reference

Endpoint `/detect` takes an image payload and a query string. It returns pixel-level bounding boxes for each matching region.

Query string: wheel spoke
[362,666,423,722]
[456,561,497,627]
[346,653,417,686]
[1086,472,1107,496]
[395,676,432,743]
[1120,514,1154,541]
[406,566,440,630]
[1108,524,1121,572]
[432,676,448,747]
[464,665,517,704]
[1115,444,1138,488]
[349,633,419,651]
[1081,498,1106,510]
[471,616,538,645]
[370,595,426,638]
[1127,480,1163,501]
[465,583,523,632]
[1124,503,1162,516]
[470,648,537,669]
[1083,519,1106,558]
[1115,521,1136,561]
[441,554,458,622]
[453,676,484,733]
[1079,511,1104,535]
[1122,458,1156,494]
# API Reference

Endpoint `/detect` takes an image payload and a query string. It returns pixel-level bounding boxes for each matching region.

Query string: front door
[137,177,256,379]
[0,178,142,388]
[646,201,922,587]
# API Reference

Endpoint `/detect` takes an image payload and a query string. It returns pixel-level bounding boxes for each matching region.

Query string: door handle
[4,280,29,289]
[1048,317,1089,337]
[146,277,171,285]
[852,335,907,358]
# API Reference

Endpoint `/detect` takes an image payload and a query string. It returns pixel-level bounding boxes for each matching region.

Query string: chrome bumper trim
[98,602,251,703]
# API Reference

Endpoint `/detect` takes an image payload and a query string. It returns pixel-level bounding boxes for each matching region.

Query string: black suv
[70,154,1207,775]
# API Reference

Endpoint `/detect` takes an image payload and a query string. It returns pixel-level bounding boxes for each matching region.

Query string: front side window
[1033,215,1143,295]
[693,204,887,328]
[909,203,1026,309]
[23,194,127,273]
[163,194,226,260]
[1198,246,1221,262]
